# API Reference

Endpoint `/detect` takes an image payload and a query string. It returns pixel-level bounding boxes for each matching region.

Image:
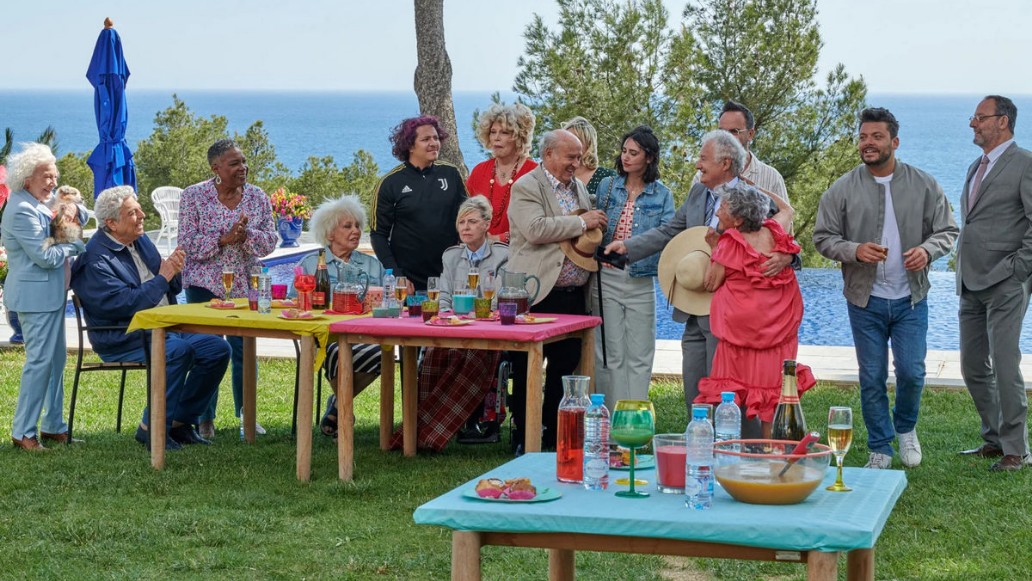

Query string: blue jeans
[102,332,230,427]
[847,296,927,456]
[184,286,251,420]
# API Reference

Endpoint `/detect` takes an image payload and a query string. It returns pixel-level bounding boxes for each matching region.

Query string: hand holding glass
[826,406,853,492]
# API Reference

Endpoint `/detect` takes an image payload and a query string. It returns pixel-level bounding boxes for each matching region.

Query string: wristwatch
[579,216,587,232]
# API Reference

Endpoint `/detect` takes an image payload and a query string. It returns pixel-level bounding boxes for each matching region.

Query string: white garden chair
[151,186,183,254]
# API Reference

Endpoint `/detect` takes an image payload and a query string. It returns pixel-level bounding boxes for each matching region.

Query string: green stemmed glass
[611,400,656,498]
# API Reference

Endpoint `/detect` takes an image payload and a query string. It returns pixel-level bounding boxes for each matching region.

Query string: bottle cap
[692,407,707,419]
[385,268,393,275]
[589,393,605,405]
[721,391,735,403]
[261,266,269,274]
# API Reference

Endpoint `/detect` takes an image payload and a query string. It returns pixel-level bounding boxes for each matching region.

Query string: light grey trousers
[591,268,656,403]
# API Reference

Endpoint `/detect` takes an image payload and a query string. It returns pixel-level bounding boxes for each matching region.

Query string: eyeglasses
[969,114,1004,123]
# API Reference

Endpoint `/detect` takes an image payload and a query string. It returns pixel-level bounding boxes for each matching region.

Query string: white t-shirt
[870,174,910,300]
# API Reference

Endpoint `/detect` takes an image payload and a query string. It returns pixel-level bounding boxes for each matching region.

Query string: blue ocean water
[6,90,1032,350]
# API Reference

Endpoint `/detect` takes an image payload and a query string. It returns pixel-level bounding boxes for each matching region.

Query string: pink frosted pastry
[475,478,506,499]
[504,478,537,500]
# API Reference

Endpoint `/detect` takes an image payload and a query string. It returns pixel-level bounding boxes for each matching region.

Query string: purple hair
[390,115,448,162]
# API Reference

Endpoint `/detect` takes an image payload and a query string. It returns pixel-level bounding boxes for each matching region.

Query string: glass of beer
[395,276,409,307]
[426,277,441,301]
[482,270,496,300]
[826,406,853,492]
[222,268,235,299]
[467,267,480,293]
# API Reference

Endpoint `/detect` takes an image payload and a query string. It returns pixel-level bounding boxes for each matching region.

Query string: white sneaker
[239,415,267,439]
[864,452,892,469]
[897,430,922,468]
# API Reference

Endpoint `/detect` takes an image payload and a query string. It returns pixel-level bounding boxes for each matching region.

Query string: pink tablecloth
[328,313,601,342]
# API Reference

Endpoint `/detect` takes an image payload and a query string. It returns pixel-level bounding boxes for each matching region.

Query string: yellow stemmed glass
[826,406,853,492]
[611,399,656,498]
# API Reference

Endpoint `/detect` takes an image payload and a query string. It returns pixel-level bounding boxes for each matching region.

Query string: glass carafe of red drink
[332,264,369,314]
[557,375,591,483]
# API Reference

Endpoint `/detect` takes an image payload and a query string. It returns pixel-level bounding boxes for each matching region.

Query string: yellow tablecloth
[127,300,369,369]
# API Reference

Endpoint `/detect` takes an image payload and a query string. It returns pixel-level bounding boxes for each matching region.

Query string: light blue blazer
[0,189,84,312]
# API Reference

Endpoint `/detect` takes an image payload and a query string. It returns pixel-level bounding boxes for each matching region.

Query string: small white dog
[42,185,86,250]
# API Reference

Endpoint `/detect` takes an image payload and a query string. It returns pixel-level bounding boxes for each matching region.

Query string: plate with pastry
[206,299,243,310]
[277,309,323,320]
[425,315,474,327]
[515,314,557,325]
[463,477,560,503]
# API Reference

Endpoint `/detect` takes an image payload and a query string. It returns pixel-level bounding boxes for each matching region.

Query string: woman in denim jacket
[593,126,675,402]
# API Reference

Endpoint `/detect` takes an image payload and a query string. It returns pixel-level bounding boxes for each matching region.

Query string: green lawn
[0,349,1030,580]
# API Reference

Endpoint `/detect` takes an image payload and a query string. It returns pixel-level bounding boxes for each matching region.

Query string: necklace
[488,156,522,231]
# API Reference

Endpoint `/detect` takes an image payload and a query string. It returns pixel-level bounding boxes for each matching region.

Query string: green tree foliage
[56,151,95,205]
[515,0,867,264]
[288,151,380,211]
[514,0,674,165]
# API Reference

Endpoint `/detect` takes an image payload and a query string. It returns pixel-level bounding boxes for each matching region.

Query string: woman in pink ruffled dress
[696,183,815,435]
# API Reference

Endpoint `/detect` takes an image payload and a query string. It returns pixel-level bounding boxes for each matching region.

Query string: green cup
[474,297,492,319]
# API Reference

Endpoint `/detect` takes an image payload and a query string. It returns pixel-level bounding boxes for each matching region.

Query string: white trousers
[591,267,657,403]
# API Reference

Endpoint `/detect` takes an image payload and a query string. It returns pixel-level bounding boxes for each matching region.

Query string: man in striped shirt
[694,100,788,203]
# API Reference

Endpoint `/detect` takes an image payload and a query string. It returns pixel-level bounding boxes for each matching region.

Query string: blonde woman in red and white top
[592,126,675,402]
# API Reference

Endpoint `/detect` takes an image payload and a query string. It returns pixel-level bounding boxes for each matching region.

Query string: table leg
[846,548,874,581]
[451,531,482,581]
[525,344,544,453]
[150,328,167,470]
[338,339,355,482]
[242,336,257,444]
[548,548,575,581]
[579,328,595,391]
[402,345,419,456]
[296,335,314,482]
[379,345,395,450]
[806,551,838,581]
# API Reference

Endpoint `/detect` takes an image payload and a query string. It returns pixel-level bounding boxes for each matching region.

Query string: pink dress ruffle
[696,220,815,422]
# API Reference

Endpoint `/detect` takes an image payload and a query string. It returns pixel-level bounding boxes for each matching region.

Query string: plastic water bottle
[257,267,272,314]
[685,406,714,510]
[382,269,396,309]
[714,391,741,452]
[582,393,610,491]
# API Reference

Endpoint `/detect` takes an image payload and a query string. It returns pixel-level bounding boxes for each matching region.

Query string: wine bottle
[771,359,807,441]
[313,249,331,310]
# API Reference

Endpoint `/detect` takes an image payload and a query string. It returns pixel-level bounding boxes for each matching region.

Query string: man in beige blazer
[957,95,1032,471]
[506,129,608,452]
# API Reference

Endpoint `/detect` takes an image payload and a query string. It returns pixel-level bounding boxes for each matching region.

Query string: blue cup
[453,294,475,315]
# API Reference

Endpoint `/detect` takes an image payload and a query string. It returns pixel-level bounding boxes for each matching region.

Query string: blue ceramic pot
[277,216,303,248]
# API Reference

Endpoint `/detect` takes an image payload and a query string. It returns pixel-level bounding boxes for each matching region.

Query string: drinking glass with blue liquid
[452,281,475,315]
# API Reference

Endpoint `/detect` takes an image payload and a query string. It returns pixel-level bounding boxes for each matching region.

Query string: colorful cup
[271,284,287,300]
[364,286,384,313]
[453,293,475,315]
[474,297,492,319]
[421,299,439,322]
[499,302,517,325]
[408,293,426,317]
[654,433,687,494]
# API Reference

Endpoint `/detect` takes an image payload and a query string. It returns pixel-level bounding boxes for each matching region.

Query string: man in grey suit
[957,95,1032,471]
[604,130,791,435]
[507,129,608,452]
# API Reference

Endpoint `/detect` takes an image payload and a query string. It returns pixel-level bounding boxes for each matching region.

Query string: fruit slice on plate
[425,315,473,326]
[277,308,322,320]
[515,315,558,324]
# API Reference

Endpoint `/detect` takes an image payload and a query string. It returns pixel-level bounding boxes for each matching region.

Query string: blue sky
[5,0,1030,94]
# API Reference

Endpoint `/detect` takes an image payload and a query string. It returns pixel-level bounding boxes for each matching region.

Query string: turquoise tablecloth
[414,453,907,553]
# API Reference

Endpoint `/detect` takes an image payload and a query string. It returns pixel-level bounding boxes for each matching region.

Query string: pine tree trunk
[413,0,467,179]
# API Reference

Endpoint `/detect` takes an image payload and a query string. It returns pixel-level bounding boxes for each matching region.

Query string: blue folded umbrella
[86,23,137,196]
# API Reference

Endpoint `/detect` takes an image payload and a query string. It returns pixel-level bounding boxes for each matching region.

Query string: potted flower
[270,187,312,248]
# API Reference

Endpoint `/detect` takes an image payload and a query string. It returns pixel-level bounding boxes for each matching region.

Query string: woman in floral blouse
[179,139,277,438]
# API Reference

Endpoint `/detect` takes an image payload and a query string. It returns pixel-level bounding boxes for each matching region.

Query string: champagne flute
[611,399,656,498]
[222,268,235,300]
[395,275,409,306]
[426,276,441,301]
[467,267,480,293]
[826,406,853,492]
[482,270,496,301]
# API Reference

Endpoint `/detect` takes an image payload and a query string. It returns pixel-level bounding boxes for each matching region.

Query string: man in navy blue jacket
[69,186,230,450]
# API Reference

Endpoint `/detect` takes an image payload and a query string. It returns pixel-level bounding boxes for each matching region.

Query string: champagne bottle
[313,249,331,310]
[771,359,807,442]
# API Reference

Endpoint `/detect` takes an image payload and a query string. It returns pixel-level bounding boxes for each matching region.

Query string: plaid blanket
[388,347,500,452]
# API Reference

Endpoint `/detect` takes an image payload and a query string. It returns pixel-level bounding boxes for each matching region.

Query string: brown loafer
[41,431,83,444]
[989,454,1026,472]
[12,436,47,451]
[959,443,1004,458]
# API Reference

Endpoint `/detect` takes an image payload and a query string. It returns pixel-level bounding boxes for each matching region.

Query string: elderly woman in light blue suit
[2,143,85,451]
